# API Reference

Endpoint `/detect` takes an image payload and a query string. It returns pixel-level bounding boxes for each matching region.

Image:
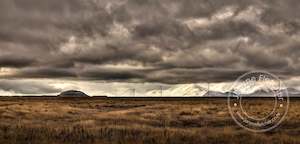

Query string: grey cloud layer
[0,80,61,94]
[0,0,300,83]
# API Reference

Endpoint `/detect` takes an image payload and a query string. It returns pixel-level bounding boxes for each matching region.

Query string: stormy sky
[0,0,300,95]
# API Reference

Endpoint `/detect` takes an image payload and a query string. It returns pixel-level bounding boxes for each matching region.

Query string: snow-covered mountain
[144,83,300,97]
[146,84,208,96]
[234,88,300,97]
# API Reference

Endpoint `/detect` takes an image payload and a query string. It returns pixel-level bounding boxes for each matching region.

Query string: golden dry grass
[0,97,299,144]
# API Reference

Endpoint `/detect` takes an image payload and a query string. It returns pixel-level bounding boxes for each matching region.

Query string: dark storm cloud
[0,0,300,84]
[145,68,248,83]
[80,67,145,80]
[0,55,34,68]
[237,45,289,69]
[17,67,77,78]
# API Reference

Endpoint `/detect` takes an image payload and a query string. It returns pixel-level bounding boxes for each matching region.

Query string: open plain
[0,97,299,144]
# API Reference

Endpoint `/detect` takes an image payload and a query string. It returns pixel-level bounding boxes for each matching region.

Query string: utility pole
[208,82,210,97]
[160,86,163,97]
[132,88,136,97]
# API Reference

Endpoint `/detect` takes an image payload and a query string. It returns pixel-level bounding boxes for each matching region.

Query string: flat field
[0,97,299,144]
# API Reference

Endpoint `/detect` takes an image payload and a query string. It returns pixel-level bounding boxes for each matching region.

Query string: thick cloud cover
[0,0,300,85]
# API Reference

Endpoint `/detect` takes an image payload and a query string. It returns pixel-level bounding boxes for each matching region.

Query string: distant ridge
[202,91,227,97]
[58,90,90,98]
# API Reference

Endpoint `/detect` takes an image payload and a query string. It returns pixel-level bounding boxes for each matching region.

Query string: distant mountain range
[145,84,300,97]
[202,91,228,97]
[238,87,300,97]
[146,84,208,96]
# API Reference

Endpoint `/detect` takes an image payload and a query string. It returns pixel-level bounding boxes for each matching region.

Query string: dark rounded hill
[58,90,90,98]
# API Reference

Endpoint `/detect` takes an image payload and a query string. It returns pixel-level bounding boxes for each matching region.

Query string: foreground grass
[1,125,299,144]
[0,97,299,144]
